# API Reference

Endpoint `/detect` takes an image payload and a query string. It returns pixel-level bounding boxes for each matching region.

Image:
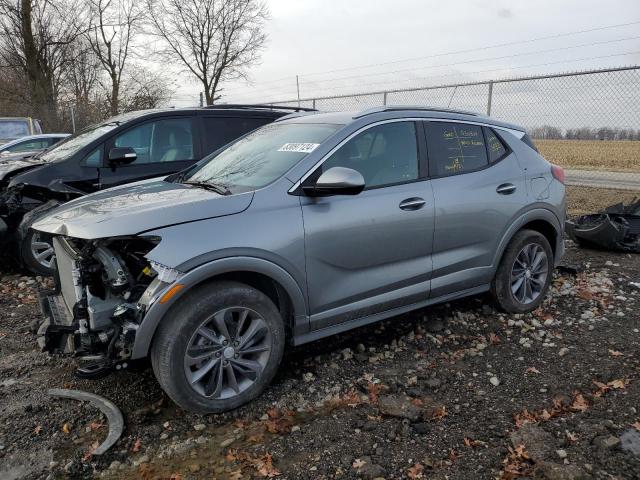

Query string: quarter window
[322,121,419,188]
[484,128,508,163]
[113,118,195,164]
[82,146,103,167]
[425,122,488,176]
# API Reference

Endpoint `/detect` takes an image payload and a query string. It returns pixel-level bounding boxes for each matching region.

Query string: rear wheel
[21,229,56,276]
[492,229,553,313]
[151,281,285,413]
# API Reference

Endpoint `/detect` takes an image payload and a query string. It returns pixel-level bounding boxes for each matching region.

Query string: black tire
[150,280,285,414]
[21,229,55,276]
[491,229,554,313]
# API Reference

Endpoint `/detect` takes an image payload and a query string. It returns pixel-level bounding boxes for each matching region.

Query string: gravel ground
[1,240,639,480]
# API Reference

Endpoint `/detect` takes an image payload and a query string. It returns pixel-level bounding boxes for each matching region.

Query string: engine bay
[38,235,162,377]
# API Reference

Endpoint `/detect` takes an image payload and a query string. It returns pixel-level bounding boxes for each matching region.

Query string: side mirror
[108,146,137,165]
[303,166,365,197]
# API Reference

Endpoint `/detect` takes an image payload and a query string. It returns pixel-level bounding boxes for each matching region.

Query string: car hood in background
[32,179,254,239]
[0,155,44,182]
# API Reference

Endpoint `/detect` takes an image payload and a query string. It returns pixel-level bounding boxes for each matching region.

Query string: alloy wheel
[183,307,272,399]
[510,243,548,304]
[30,233,55,270]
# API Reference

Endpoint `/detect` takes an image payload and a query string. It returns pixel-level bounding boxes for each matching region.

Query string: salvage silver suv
[33,107,566,413]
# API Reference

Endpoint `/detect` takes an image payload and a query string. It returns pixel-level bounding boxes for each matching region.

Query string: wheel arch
[493,208,563,271]
[131,257,308,359]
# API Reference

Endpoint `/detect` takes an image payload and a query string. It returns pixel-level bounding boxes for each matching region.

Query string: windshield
[0,120,29,139]
[183,123,341,192]
[38,110,151,163]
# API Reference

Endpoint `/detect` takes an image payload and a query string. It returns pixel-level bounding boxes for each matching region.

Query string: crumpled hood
[0,156,44,182]
[32,179,254,239]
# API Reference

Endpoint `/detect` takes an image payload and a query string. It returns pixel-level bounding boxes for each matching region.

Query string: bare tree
[146,0,269,105]
[0,0,86,129]
[86,0,143,116]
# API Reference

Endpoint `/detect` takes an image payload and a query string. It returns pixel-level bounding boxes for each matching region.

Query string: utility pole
[296,75,301,107]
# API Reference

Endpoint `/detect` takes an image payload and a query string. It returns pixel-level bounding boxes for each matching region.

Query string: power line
[226,36,640,99]
[297,20,640,79]
[229,51,640,103]
[294,36,640,86]
[220,19,640,94]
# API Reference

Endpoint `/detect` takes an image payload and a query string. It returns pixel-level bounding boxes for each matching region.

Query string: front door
[98,117,198,189]
[300,121,434,330]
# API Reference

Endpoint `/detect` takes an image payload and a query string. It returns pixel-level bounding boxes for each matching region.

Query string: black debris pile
[566,198,640,253]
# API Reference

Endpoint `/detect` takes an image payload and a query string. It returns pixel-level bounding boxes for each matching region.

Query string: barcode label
[277,143,320,153]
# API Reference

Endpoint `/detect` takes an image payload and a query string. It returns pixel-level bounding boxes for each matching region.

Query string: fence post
[486,81,494,116]
[383,91,387,106]
[70,105,76,133]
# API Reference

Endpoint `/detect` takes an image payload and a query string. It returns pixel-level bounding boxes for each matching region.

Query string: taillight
[551,164,565,184]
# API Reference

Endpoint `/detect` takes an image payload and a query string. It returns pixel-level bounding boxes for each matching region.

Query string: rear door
[300,120,435,330]
[98,116,199,189]
[426,121,527,298]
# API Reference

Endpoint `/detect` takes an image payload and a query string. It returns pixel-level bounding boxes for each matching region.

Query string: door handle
[496,183,516,195]
[399,197,426,211]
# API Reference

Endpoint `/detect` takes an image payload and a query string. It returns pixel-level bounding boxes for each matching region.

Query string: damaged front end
[38,234,180,377]
[566,198,640,253]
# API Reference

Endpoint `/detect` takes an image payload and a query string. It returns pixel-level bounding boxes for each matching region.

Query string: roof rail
[353,105,479,119]
[205,103,317,112]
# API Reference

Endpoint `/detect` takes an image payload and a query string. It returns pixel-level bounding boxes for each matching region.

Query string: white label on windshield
[278,142,320,153]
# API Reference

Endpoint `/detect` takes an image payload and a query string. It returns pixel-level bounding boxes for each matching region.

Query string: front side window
[425,122,488,177]
[321,121,419,188]
[113,118,195,164]
[184,122,340,193]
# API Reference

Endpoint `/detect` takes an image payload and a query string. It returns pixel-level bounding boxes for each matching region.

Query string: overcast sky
[169,0,640,107]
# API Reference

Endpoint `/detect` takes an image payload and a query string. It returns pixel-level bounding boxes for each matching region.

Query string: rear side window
[425,122,488,177]
[484,128,508,163]
[203,117,273,153]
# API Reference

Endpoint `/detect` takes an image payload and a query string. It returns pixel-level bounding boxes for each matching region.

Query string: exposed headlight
[149,261,183,284]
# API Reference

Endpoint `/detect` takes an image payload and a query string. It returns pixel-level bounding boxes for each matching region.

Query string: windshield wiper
[183,181,231,196]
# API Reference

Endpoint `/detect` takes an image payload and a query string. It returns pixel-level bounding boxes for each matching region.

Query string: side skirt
[291,284,490,346]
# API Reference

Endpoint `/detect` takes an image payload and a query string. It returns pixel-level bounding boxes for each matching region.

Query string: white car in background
[0,134,70,157]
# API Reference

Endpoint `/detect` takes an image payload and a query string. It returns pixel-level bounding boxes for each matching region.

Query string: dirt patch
[1,244,639,479]
[567,185,638,216]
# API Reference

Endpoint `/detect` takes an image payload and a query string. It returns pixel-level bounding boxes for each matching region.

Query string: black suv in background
[0,105,311,274]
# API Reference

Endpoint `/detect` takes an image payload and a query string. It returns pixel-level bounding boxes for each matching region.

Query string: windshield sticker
[277,143,320,153]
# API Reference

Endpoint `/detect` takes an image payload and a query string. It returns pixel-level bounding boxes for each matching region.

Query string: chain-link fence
[272,66,640,192]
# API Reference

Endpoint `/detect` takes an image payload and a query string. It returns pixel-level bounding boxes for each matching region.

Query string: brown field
[536,139,640,172]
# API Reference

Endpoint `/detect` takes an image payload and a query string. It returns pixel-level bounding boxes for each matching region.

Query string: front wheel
[491,229,554,313]
[151,281,285,414]
[21,229,56,276]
